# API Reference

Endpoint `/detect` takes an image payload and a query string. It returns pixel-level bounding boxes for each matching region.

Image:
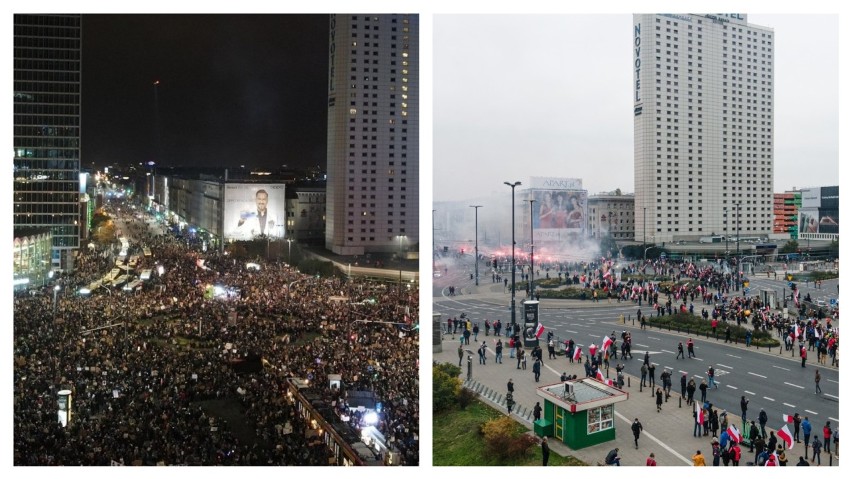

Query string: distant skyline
[433,14,839,201]
[82,15,328,171]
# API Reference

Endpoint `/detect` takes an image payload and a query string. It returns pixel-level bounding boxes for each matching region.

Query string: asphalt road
[434,273,840,433]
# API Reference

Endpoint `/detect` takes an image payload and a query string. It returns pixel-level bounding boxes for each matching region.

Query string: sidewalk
[434,335,839,466]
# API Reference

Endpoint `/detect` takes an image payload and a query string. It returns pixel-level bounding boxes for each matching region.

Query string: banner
[223,183,286,240]
[529,185,588,242]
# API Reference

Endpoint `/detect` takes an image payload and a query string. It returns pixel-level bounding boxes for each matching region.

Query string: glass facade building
[13,14,82,271]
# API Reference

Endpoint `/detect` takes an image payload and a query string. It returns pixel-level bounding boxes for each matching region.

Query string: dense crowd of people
[14,210,419,466]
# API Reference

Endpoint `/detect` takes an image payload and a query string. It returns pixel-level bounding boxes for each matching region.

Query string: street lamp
[286,238,293,264]
[724,207,729,260]
[470,205,482,286]
[527,199,535,299]
[396,235,406,291]
[735,202,741,291]
[53,285,61,313]
[504,181,522,331]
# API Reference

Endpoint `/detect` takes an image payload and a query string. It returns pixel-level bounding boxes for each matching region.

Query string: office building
[588,192,635,240]
[325,14,419,255]
[13,14,82,273]
[633,14,774,244]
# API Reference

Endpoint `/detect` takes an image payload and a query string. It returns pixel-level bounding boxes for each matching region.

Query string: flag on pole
[589,343,598,357]
[777,424,794,450]
[727,424,742,443]
[573,346,582,362]
[694,401,704,425]
[601,335,613,352]
[782,414,794,423]
[595,369,605,382]
[535,323,545,339]
[793,324,801,340]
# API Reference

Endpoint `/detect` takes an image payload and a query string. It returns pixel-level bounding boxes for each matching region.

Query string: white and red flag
[782,414,795,423]
[694,401,704,425]
[589,343,598,357]
[595,369,605,382]
[573,346,582,362]
[601,335,613,352]
[727,424,742,443]
[777,424,794,450]
[535,323,545,339]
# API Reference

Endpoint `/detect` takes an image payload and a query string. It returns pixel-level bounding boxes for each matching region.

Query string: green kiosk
[534,378,628,449]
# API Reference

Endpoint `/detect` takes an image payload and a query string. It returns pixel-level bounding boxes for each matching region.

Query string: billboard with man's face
[223,183,286,240]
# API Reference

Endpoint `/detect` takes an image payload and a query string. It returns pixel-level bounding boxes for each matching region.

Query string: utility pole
[470,205,482,286]
[504,181,522,331]
[527,199,535,299]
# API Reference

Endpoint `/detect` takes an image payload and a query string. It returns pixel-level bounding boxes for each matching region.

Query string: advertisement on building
[223,183,286,240]
[530,187,587,242]
[798,186,838,236]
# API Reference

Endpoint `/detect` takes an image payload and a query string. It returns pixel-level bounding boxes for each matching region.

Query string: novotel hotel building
[632,14,774,244]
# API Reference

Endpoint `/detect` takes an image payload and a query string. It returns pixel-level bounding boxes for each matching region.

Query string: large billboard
[798,186,838,236]
[530,188,587,242]
[223,183,286,240]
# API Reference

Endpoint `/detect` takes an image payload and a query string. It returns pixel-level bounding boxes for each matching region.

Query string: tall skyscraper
[326,14,419,255]
[14,14,82,271]
[633,14,774,244]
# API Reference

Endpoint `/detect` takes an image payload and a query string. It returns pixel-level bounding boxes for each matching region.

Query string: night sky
[82,14,329,171]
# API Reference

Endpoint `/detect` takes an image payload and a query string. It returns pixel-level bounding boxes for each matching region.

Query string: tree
[433,363,462,413]
[779,240,799,254]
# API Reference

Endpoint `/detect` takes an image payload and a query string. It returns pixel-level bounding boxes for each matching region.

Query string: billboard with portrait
[223,183,286,241]
[530,188,587,242]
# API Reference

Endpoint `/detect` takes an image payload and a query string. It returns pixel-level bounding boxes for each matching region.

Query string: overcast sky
[433,14,839,202]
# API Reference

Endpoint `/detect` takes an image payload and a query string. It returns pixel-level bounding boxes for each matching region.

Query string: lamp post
[470,205,482,286]
[724,207,729,260]
[735,202,741,291]
[397,235,406,292]
[643,206,647,253]
[53,285,60,313]
[286,239,292,264]
[504,181,522,331]
[527,199,535,299]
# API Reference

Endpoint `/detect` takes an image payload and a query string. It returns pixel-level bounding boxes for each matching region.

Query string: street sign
[830,299,837,306]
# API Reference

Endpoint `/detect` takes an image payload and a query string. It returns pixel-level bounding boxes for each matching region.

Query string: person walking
[458,344,464,367]
[680,372,687,399]
[740,395,749,422]
[687,338,696,358]
[749,421,760,453]
[711,439,721,467]
[793,413,802,443]
[640,363,648,387]
[815,369,822,394]
[517,347,525,369]
[699,379,708,404]
[495,339,503,364]
[644,350,650,366]
[676,342,685,359]
[693,450,706,466]
[823,421,832,455]
[533,401,542,422]
[656,388,664,413]
[811,436,822,465]
[541,437,550,466]
[687,378,696,406]
[632,418,643,449]
[547,339,556,359]
[707,366,718,389]
[648,363,657,389]
[507,378,514,394]
[533,358,541,382]
[478,341,487,364]
[646,452,656,466]
[759,409,768,438]
[801,345,808,368]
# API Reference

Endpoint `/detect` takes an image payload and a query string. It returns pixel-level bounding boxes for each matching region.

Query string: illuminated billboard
[530,188,587,242]
[223,183,286,240]
[798,186,838,236]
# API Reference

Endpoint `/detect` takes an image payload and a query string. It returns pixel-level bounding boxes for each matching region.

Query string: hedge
[644,312,780,347]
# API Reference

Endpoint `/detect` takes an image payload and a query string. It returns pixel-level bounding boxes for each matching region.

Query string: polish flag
[777,424,794,450]
[605,379,615,387]
[535,323,545,339]
[573,347,582,362]
[727,424,742,443]
[589,343,598,357]
[782,414,794,423]
[601,335,613,352]
[694,401,704,425]
[595,369,605,382]
[794,324,801,340]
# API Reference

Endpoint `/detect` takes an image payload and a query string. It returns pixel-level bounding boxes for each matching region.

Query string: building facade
[772,191,800,237]
[633,14,774,244]
[325,14,419,255]
[13,14,82,271]
[588,193,635,240]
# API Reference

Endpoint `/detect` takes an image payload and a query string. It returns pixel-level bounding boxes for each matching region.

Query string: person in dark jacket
[796,455,810,466]
[632,418,643,449]
[541,437,550,466]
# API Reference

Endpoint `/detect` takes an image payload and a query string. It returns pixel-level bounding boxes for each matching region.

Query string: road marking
[588,334,598,338]
[565,330,578,334]
[635,344,649,348]
[748,372,767,379]
[763,397,775,402]
[716,364,733,369]
[805,410,818,415]
[726,385,738,390]
[661,349,675,354]
[648,337,661,341]
[784,382,805,389]
[745,390,756,396]
[726,354,742,359]
[784,403,796,408]
[679,370,689,375]
[614,411,693,465]
[825,394,839,399]
[829,417,839,422]
[827,379,838,384]
[693,357,704,361]
[773,365,791,371]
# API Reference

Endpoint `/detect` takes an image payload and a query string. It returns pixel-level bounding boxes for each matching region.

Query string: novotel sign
[634,23,641,104]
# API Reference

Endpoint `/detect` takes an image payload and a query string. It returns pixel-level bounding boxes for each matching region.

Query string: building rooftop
[537,378,628,412]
